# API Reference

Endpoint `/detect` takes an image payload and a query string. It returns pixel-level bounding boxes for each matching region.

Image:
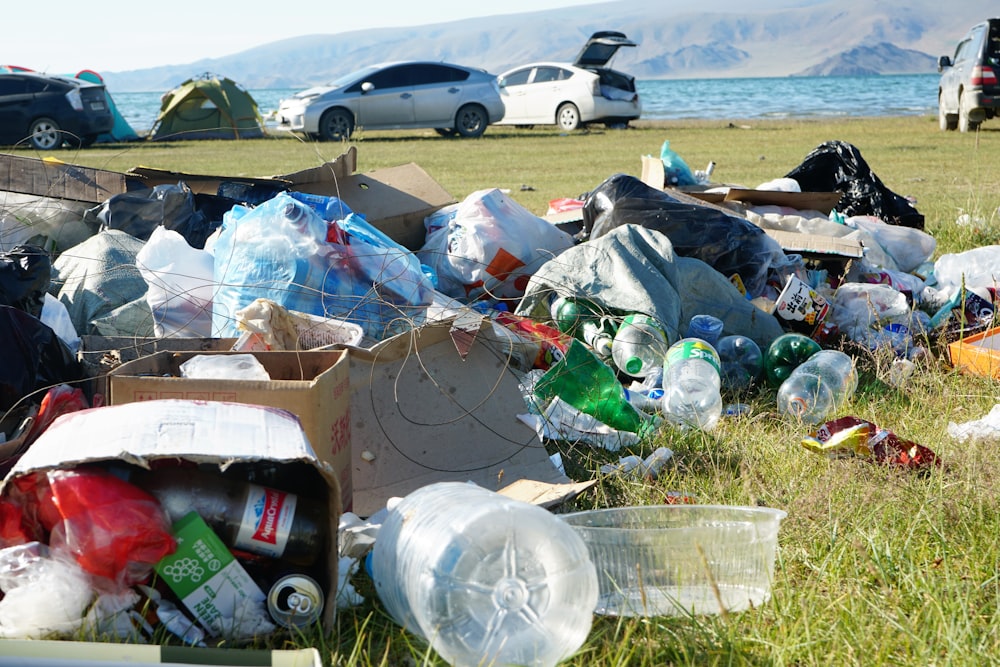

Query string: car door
[0,76,31,144]
[524,67,573,124]
[498,67,533,122]
[943,27,984,112]
[355,65,415,128]
[410,64,469,126]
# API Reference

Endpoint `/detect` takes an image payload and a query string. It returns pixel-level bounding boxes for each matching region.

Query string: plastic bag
[932,245,1000,303]
[136,226,216,338]
[581,173,787,298]
[844,215,936,273]
[0,542,94,639]
[17,467,176,590]
[829,283,912,344]
[213,193,433,340]
[785,141,925,229]
[0,244,51,319]
[417,188,575,302]
[86,182,219,250]
[659,140,698,187]
[0,305,85,415]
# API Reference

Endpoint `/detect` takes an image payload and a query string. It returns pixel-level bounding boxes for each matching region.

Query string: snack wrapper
[802,416,940,470]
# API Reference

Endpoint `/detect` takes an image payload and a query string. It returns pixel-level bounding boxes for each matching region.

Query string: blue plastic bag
[660,140,697,187]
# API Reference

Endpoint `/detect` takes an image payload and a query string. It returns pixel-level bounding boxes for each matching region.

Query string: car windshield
[326,65,383,88]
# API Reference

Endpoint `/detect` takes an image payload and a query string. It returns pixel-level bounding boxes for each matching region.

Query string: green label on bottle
[666,339,721,374]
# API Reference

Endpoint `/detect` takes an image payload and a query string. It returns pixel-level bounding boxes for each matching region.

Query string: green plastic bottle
[763,333,822,387]
[533,339,649,434]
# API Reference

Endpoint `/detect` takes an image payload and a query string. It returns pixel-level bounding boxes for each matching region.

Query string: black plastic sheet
[581,174,780,297]
[785,140,925,230]
[0,245,51,319]
[0,305,85,415]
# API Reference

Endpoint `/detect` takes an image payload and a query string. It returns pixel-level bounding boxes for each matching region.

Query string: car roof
[0,71,99,87]
[573,31,637,68]
[499,62,588,76]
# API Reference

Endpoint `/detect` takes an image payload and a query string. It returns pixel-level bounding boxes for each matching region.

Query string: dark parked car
[0,72,115,149]
[938,18,1000,132]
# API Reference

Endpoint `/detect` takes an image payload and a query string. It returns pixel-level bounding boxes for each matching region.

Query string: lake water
[111,73,939,135]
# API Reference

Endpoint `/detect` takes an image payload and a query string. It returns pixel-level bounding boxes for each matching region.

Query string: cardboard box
[107,350,352,513]
[0,399,341,633]
[0,639,321,666]
[347,318,569,517]
[126,146,456,251]
[949,326,1000,379]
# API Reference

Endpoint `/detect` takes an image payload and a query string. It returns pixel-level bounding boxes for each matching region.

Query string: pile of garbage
[1,137,999,664]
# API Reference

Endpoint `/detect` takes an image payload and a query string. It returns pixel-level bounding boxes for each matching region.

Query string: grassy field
[29,116,1000,665]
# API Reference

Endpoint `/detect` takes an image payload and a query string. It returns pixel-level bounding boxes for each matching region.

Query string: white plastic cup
[372,482,598,667]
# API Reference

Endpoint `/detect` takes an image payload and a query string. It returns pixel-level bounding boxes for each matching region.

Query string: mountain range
[101,0,990,92]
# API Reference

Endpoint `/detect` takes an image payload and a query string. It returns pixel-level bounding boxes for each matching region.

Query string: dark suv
[938,18,1000,132]
[0,72,115,149]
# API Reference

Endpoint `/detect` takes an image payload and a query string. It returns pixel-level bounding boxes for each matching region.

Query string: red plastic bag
[35,467,176,589]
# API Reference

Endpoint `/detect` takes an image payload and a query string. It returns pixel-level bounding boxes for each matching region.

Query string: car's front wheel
[454,104,488,138]
[556,103,581,131]
[28,117,63,150]
[318,108,354,142]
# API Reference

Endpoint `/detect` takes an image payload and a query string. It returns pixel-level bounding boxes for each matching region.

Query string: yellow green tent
[149,72,264,141]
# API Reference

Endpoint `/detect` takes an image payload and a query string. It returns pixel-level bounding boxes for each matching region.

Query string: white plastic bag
[830,282,911,344]
[844,215,936,273]
[136,226,216,338]
[933,245,1000,302]
[418,188,575,301]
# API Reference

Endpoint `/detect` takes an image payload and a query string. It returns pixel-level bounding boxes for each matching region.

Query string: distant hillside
[795,42,939,76]
[99,0,988,92]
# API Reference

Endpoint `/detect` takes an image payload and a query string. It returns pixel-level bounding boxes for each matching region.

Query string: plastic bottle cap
[625,356,644,375]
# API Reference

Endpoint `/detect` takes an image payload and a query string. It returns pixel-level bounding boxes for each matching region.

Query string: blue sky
[5,0,603,75]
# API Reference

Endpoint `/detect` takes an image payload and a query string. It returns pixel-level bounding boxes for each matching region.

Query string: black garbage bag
[0,245,52,319]
[582,173,784,298]
[85,182,221,249]
[0,305,86,415]
[785,140,924,230]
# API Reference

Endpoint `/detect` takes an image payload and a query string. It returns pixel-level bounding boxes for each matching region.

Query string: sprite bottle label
[666,339,721,375]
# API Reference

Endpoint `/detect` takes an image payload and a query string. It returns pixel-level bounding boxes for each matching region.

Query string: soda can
[267,574,324,628]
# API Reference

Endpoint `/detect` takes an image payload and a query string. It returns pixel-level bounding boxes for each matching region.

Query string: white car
[495,31,641,131]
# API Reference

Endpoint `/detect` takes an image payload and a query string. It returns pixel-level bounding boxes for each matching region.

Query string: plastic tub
[560,504,786,617]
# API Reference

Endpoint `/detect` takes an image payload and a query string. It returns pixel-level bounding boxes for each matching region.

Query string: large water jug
[372,482,598,667]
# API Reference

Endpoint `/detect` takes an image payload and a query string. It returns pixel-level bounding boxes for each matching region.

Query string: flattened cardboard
[0,639,322,666]
[0,399,341,633]
[949,326,1000,379]
[107,350,352,514]
[640,154,843,214]
[763,228,863,260]
[497,479,596,509]
[348,319,568,517]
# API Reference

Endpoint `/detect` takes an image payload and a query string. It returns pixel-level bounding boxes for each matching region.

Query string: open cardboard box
[126,146,456,251]
[948,326,1000,380]
[0,399,342,634]
[107,349,352,514]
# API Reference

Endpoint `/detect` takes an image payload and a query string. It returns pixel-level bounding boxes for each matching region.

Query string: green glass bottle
[763,333,822,387]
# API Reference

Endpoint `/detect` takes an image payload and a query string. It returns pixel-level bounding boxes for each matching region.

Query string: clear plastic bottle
[611,313,671,378]
[661,338,723,431]
[776,349,858,424]
[715,335,763,391]
[550,295,616,359]
[372,482,598,667]
[131,466,327,568]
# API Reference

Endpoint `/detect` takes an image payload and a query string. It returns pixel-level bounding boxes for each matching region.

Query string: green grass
[27,116,1000,665]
